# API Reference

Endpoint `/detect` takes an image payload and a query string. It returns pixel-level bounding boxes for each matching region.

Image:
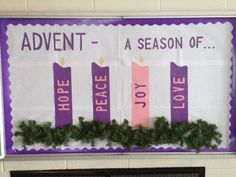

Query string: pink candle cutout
[132,56,150,127]
[91,57,110,124]
[53,58,73,128]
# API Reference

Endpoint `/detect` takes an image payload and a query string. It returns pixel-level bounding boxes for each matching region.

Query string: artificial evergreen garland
[15,117,222,152]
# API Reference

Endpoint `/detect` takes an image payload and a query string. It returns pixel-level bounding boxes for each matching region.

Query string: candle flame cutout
[99,56,105,65]
[138,55,144,63]
[60,58,65,65]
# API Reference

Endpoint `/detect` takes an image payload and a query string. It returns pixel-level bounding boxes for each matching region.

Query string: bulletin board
[0,18,236,155]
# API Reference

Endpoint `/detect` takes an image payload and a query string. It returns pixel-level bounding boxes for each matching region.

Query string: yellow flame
[60,58,65,65]
[99,56,105,65]
[139,56,144,63]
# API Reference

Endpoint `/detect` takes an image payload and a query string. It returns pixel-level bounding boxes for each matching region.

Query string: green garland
[14,117,222,152]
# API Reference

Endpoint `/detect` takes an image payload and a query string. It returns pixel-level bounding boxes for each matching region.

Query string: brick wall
[0,0,236,12]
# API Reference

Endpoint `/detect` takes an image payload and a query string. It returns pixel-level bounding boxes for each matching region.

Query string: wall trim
[0,11,236,18]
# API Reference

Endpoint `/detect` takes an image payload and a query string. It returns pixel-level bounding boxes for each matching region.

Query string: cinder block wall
[0,0,236,12]
[1,0,236,177]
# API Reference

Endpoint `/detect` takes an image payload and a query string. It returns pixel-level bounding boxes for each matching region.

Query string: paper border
[0,18,235,154]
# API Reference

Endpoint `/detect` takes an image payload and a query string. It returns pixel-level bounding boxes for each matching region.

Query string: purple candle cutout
[53,58,73,127]
[170,62,188,123]
[91,57,110,124]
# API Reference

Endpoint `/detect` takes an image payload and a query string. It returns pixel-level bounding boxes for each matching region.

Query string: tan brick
[0,161,3,172]
[205,169,220,177]
[0,0,26,11]
[95,0,160,11]
[3,160,66,171]
[67,159,128,169]
[161,0,225,11]
[191,159,236,169]
[227,0,236,10]
[129,158,190,168]
[0,172,10,177]
[218,169,236,177]
[27,0,93,11]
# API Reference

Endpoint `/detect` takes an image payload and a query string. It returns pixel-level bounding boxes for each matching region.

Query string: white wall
[1,0,236,177]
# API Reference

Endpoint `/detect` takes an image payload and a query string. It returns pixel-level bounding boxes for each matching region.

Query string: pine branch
[14,117,222,152]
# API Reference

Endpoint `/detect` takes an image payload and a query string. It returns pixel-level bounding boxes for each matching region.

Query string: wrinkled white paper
[6,23,232,151]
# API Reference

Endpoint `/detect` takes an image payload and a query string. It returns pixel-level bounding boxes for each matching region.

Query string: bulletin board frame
[0,17,236,155]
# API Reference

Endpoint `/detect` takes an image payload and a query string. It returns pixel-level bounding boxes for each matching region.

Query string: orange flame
[99,56,105,65]
[60,58,65,65]
[139,56,144,63]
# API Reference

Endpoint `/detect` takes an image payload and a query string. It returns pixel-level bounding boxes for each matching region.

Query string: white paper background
[6,22,232,150]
